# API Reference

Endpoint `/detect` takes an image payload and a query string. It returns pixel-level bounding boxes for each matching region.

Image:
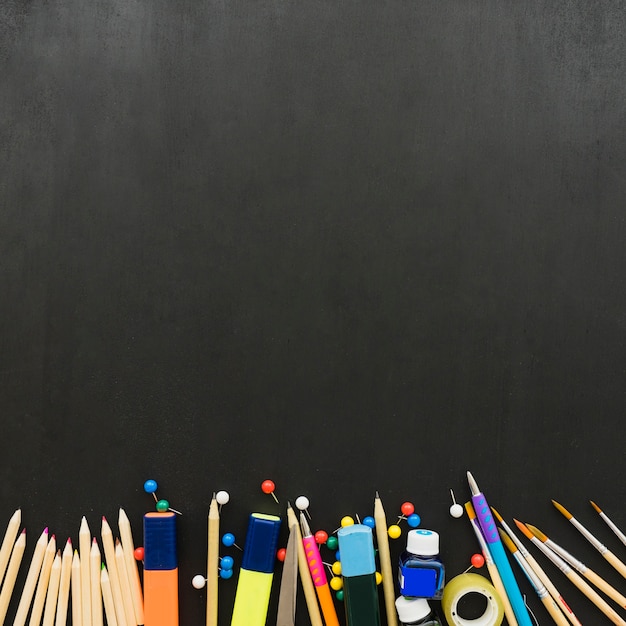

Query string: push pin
[134,547,144,562]
[396,501,421,529]
[143,479,182,515]
[449,489,464,518]
[221,532,243,551]
[215,490,230,513]
[314,529,328,545]
[261,480,279,503]
[295,495,311,519]
[363,516,376,529]
[463,553,485,573]
[192,554,235,589]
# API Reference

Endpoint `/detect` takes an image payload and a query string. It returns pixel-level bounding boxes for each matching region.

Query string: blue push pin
[363,516,376,529]
[221,532,243,551]
[143,479,182,515]
[219,555,235,579]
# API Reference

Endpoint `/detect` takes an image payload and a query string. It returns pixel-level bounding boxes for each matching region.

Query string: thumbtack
[221,532,242,551]
[215,490,230,513]
[261,479,279,503]
[449,489,464,518]
[295,495,311,519]
[143,479,182,515]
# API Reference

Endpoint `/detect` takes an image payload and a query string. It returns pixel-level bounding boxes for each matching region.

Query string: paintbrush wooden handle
[566,569,626,625]
[541,594,571,626]
[605,550,626,580]
[583,568,626,608]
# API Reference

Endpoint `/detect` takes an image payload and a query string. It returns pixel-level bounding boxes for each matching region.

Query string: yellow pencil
[90,539,103,626]
[499,529,569,626]
[80,517,92,626]
[118,508,144,626]
[100,564,118,626]
[101,517,129,626]
[42,550,62,626]
[29,533,57,626]
[71,550,82,626]
[286,503,323,626]
[526,523,626,609]
[0,509,21,587]
[515,520,626,626]
[55,538,73,626]
[207,495,219,626]
[491,508,581,626]
[553,500,626,580]
[0,528,26,624]
[374,492,398,626]
[14,526,49,626]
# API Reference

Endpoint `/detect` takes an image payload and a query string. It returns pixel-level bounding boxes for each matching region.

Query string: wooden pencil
[101,517,129,626]
[118,508,143,626]
[28,533,57,626]
[42,550,62,626]
[55,539,73,626]
[115,538,136,626]
[71,550,82,626]
[491,508,581,626]
[206,495,219,626]
[0,509,21,588]
[286,503,323,626]
[80,517,92,626]
[515,520,626,626]
[14,526,49,626]
[553,500,626,580]
[100,565,118,626]
[374,492,398,626]
[0,528,26,624]
[90,539,103,626]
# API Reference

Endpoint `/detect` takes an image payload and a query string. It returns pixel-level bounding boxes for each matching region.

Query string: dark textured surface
[2,1,626,623]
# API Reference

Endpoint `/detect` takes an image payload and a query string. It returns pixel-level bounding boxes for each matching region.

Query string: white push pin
[449,489,464,518]
[295,495,311,519]
[192,574,206,589]
[216,490,230,512]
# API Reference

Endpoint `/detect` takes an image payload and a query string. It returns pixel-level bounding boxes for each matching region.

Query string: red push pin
[276,548,287,562]
[314,530,329,545]
[134,547,145,562]
[261,479,279,503]
[463,553,485,573]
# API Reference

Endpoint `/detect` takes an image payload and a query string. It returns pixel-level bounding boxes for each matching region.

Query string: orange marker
[143,512,178,626]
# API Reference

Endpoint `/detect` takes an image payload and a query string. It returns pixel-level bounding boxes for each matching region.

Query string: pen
[300,513,340,626]
[467,471,532,626]
[337,524,381,626]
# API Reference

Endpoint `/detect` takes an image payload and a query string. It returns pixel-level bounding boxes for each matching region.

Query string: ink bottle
[398,529,445,599]
[396,596,443,626]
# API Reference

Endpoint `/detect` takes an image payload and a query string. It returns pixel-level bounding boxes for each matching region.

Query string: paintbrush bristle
[514,519,534,540]
[526,523,548,542]
[491,506,503,523]
[552,500,573,519]
[499,528,517,553]
[590,500,602,514]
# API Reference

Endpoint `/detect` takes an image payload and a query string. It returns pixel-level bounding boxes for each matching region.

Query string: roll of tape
[441,573,504,626]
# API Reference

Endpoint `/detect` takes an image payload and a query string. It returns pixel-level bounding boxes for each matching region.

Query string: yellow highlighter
[231,513,282,626]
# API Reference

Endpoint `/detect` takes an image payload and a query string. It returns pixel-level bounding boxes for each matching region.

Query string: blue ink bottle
[398,529,445,599]
[396,597,443,626]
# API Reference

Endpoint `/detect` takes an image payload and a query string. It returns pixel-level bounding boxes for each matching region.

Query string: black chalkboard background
[2,1,626,624]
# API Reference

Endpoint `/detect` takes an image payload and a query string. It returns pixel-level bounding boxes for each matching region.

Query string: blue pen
[467,471,532,626]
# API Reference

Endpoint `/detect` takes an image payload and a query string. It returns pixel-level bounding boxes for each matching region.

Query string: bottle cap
[406,529,439,556]
[395,596,432,623]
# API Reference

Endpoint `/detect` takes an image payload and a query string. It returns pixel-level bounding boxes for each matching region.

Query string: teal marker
[337,524,381,626]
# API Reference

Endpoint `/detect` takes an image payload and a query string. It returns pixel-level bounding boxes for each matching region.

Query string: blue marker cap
[337,524,376,577]
[241,513,282,574]
[143,512,177,570]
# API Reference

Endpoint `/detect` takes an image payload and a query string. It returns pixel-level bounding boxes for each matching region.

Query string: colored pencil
[0,528,26,624]
[491,508,581,626]
[526,523,626,608]
[465,502,516,626]
[42,550,62,626]
[499,529,569,626]
[116,538,136,626]
[101,517,129,626]
[0,509,21,587]
[205,495,219,626]
[55,539,73,626]
[374,492,398,626]
[71,550,82,626]
[286,503,323,626]
[515,520,626,625]
[90,539,103,626]
[14,526,49,626]
[29,533,57,626]
[118,508,144,626]
[553,500,626,579]
[591,501,626,549]
[80,517,92,626]
[100,565,118,626]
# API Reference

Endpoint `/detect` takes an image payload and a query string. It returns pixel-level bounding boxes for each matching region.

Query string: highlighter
[143,511,178,626]
[337,524,382,626]
[230,513,282,626]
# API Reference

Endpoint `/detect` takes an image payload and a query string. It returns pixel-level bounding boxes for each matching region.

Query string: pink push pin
[261,479,279,503]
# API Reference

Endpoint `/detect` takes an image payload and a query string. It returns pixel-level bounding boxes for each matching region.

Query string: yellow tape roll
[441,573,504,626]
